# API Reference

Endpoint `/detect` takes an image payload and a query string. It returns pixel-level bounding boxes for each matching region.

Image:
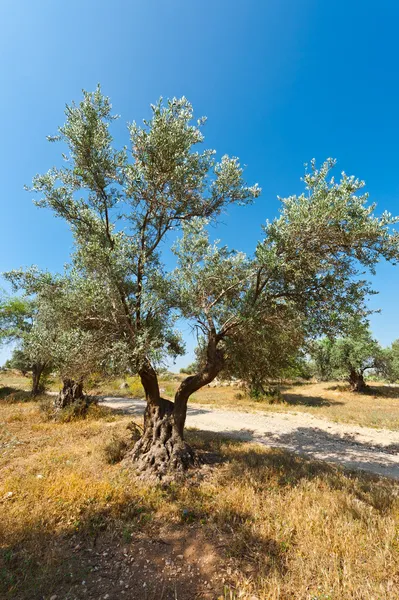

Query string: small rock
[177,554,184,560]
[120,382,129,389]
[50,596,58,600]
[36,474,44,479]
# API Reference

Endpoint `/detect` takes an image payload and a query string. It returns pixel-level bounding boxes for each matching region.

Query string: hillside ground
[1,372,399,599]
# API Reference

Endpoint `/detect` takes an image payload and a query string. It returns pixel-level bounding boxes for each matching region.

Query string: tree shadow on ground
[189,429,398,516]
[0,475,285,600]
[0,387,31,402]
[326,382,399,399]
[280,393,344,407]
[0,505,218,599]
[368,385,399,399]
[187,426,399,499]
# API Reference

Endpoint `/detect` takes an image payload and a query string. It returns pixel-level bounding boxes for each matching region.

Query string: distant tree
[21,87,399,476]
[4,348,32,375]
[0,293,47,395]
[281,355,313,381]
[329,324,384,392]
[309,338,335,381]
[3,269,117,408]
[180,363,198,375]
[379,339,399,383]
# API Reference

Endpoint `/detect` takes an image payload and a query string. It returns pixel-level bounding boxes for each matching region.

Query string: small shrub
[103,434,129,464]
[85,372,103,390]
[234,392,244,400]
[38,396,55,420]
[39,396,107,422]
[163,383,176,398]
[126,376,145,398]
[249,386,286,404]
[56,398,92,422]
[265,389,286,404]
[126,421,143,442]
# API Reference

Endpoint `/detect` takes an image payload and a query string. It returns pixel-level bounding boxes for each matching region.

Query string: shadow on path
[99,397,399,480]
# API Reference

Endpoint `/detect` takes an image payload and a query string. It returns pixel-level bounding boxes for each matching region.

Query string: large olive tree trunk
[131,338,224,478]
[55,378,85,409]
[349,369,367,393]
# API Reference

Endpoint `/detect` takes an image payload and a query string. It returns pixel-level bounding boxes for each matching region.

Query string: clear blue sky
[1,0,399,369]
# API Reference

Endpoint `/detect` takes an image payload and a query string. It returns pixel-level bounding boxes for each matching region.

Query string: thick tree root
[128,399,196,479]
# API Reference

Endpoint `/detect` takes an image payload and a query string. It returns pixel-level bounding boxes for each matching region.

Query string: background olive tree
[310,323,385,391]
[0,293,49,395]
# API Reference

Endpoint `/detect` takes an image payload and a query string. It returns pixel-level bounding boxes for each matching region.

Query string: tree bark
[130,337,224,478]
[31,363,45,396]
[349,369,367,393]
[55,378,85,409]
[130,361,194,477]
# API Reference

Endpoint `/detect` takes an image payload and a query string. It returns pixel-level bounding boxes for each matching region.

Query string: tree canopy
[310,323,385,391]
[0,290,49,394]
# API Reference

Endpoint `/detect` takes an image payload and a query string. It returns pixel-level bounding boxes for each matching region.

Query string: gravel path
[98,397,399,480]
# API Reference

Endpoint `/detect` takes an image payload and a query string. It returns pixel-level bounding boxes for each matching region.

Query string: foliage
[330,325,383,380]
[379,339,399,383]
[309,338,335,381]
[281,355,313,380]
[3,348,32,374]
[0,294,35,343]
[103,434,130,464]
[310,322,385,388]
[0,291,51,393]
[20,87,258,383]
[180,362,198,375]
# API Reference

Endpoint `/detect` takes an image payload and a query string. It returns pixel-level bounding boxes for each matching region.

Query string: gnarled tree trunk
[55,378,85,409]
[130,337,224,478]
[349,369,367,393]
[130,362,195,478]
[31,362,45,396]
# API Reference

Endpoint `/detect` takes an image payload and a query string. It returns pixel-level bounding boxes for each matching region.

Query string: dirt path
[99,397,399,480]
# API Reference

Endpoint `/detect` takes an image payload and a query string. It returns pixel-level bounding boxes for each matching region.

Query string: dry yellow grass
[1,393,399,599]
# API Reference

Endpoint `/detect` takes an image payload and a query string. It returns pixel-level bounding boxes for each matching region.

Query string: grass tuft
[103,434,130,464]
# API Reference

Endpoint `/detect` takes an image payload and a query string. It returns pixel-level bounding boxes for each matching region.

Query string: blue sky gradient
[1,0,399,369]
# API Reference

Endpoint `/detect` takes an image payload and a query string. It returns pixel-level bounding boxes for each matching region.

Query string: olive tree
[4,268,130,408]
[3,348,32,375]
[26,87,399,476]
[375,339,399,384]
[309,338,335,381]
[330,325,384,391]
[310,324,384,391]
[0,293,48,395]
